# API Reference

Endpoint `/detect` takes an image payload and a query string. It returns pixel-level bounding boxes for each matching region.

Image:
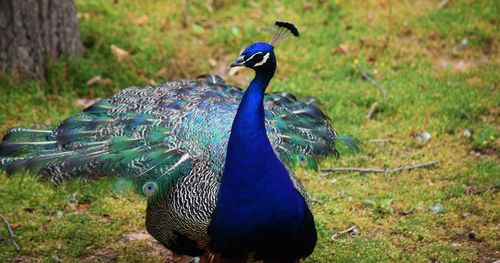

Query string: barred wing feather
[0,79,352,198]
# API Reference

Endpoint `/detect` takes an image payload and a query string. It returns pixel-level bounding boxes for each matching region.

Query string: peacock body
[0,22,357,262]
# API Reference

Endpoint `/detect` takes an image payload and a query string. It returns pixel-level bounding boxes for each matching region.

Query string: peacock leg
[198,249,211,263]
[171,252,194,263]
[209,253,248,263]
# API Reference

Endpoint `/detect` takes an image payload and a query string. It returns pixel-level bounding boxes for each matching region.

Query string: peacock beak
[229,55,246,68]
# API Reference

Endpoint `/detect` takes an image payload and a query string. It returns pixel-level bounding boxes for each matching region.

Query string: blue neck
[209,66,315,258]
[229,69,275,151]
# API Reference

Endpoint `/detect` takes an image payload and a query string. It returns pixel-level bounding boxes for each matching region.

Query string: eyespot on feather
[113,179,132,194]
[142,181,158,197]
[297,155,308,166]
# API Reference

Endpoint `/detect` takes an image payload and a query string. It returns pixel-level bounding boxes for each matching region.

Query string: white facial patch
[254,52,270,67]
[244,52,263,63]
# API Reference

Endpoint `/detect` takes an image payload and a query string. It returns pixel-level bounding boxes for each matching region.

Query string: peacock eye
[297,155,308,165]
[143,181,158,197]
[249,52,270,67]
[251,53,264,63]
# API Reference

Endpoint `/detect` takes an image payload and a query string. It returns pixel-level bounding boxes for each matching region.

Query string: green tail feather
[1,80,359,201]
[293,154,318,170]
[113,178,133,194]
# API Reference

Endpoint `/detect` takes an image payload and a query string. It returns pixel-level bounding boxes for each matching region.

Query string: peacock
[0,21,357,262]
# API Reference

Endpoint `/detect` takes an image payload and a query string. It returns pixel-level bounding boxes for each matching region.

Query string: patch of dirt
[83,230,169,262]
[469,148,499,160]
[427,46,492,72]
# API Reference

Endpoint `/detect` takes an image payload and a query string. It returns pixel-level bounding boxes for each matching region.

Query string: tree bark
[0,0,84,79]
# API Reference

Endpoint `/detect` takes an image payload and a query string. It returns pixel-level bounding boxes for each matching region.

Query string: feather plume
[269,21,299,47]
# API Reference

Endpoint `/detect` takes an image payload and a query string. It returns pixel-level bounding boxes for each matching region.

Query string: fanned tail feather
[265,92,359,170]
[1,80,358,199]
[0,97,193,200]
[336,135,361,155]
[0,127,59,173]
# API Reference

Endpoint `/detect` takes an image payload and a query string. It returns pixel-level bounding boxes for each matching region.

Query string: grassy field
[1,0,499,262]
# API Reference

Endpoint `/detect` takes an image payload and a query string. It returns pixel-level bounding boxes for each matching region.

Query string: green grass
[1,0,499,262]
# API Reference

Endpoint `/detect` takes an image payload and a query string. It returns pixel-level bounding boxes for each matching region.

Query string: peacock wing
[263,91,357,171]
[0,80,241,198]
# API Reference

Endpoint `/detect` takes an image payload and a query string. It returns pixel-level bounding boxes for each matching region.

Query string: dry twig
[460,109,472,121]
[0,215,20,251]
[310,197,324,204]
[369,139,389,143]
[321,161,438,174]
[331,226,357,242]
[367,101,378,119]
[472,184,500,195]
[358,66,387,99]
[399,207,415,215]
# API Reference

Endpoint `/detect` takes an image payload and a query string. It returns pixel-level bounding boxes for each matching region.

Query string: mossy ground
[0,0,498,262]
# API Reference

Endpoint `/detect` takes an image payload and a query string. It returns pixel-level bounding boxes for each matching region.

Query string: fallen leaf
[133,15,149,26]
[110,45,130,62]
[302,2,313,10]
[87,75,102,86]
[421,85,428,91]
[78,203,92,210]
[338,44,349,53]
[400,27,412,35]
[427,31,438,40]
[466,76,483,87]
[148,79,157,86]
[75,98,102,108]
[379,1,387,8]
[208,58,217,67]
[45,119,52,126]
[161,19,170,30]
[87,76,112,86]
[157,67,169,77]
[10,222,21,229]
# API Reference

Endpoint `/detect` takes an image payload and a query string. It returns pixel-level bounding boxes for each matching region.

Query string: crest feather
[269,21,299,47]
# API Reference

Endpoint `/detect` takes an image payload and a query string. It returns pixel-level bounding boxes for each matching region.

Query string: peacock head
[229,42,276,71]
[229,21,299,72]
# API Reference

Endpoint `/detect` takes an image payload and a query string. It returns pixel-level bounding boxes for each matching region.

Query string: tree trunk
[0,0,84,79]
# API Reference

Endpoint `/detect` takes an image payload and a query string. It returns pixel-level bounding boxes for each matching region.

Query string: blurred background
[0,0,498,262]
